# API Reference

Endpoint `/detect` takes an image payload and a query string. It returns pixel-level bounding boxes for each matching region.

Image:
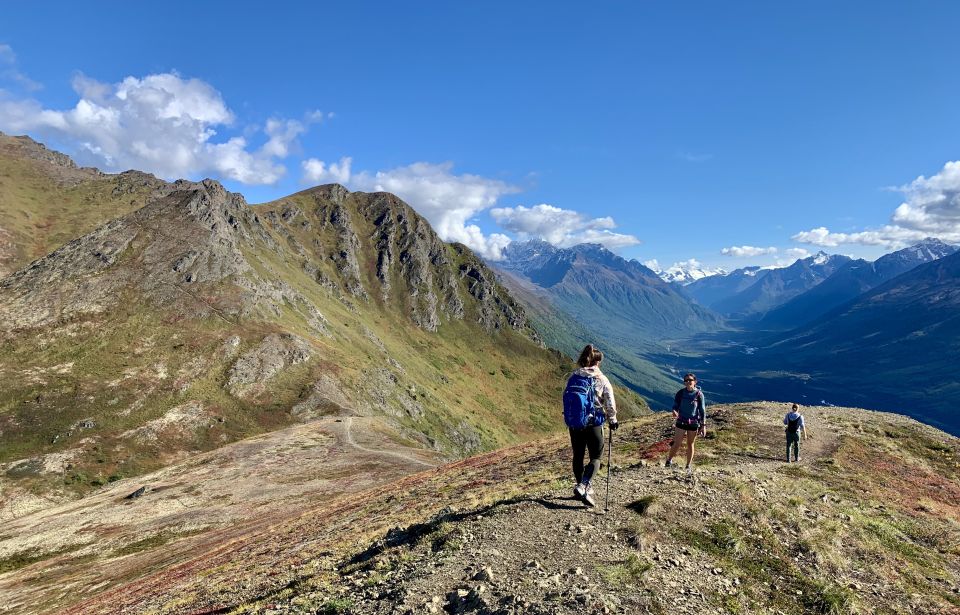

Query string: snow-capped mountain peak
[812,251,830,266]
[649,259,727,285]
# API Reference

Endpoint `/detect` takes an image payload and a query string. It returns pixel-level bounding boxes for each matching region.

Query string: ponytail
[577,344,603,368]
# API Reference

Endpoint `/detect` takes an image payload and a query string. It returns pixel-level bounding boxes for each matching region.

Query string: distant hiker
[784,403,807,462]
[563,344,618,507]
[665,373,706,474]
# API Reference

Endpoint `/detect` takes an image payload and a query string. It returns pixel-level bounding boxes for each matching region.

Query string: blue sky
[2,2,960,271]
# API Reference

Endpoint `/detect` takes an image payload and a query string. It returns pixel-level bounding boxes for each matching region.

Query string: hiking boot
[664,458,673,468]
[582,485,596,507]
[685,465,693,476]
[574,483,586,500]
[795,456,802,462]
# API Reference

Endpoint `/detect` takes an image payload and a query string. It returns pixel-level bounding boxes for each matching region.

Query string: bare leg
[667,427,685,462]
[685,430,697,467]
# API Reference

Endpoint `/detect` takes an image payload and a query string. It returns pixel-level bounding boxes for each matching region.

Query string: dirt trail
[338,416,439,468]
[277,406,865,615]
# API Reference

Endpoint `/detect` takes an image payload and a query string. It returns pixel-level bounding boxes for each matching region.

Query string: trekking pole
[604,425,613,512]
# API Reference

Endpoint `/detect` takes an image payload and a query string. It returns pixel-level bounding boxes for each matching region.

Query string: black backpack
[786,415,802,433]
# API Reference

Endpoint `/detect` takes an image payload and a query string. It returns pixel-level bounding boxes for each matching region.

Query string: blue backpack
[563,373,605,429]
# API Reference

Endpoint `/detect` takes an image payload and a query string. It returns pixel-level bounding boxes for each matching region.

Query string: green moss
[0,543,89,574]
[799,578,855,615]
[110,528,207,557]
[597,553,651,585]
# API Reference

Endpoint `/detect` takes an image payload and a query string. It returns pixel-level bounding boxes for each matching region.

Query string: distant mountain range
[758,238,958,329]
[495,240,721,402]
[748,247,960,433]
[498,240,720,340]
[708,251,853,317]
[647,260,727,285]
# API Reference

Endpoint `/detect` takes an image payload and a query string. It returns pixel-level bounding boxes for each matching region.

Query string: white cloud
[784,247,810,260]
[261,118,308,158]
[790,225,930,249]
[671,258,704,269]
[891,160,960,234]
[643,259,661,272]
[489,203,640,251]
[793,160,960,249]
[302,159,519,259]
[0,71,312,184]
[720,245,778,258]
[0,43,42,92]
[302,156,353,185]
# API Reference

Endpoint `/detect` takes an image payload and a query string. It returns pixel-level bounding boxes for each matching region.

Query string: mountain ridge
[1,140,626,523]
[709,251,852,317]
[757,238,958,330]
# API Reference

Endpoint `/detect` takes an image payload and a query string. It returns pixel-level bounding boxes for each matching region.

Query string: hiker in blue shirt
[784,403,807,462]
[664,373,706,474]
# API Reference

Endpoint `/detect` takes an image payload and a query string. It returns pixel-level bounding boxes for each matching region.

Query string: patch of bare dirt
[0,415,443,615]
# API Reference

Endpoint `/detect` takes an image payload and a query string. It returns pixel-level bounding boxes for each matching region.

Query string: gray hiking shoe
[582,485,596,507]
[685,465,693,476]
[574,483,586,499]
[664,458,673,468]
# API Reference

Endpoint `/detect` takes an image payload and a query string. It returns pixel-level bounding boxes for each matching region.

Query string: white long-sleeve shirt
[570,366,617,423]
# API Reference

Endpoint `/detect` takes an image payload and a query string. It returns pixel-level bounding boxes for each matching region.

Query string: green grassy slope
[0,133,166,276]
[0,173,645,508]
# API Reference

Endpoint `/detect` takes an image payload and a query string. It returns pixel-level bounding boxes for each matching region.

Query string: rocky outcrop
[453,244,535,337]
[0,180,258,329]
[0,132,81,171]
[0,131,103,186]
[226,333,313,397]
[357,192,464,331]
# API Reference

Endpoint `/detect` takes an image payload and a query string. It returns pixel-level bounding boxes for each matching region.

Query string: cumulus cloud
[791,225,931,249]
[892,161,960,233]
[489,203,640,251]
[784,247,810,260]
[0,71,313,184]
[302,159,518,259]
[720,245,777,258]
[793,160,960,248]
[302,156,352,184]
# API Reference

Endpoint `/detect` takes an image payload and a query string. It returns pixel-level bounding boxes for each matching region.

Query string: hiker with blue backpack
[784,403,807,462]
[563,344,617,508]
[664,373,706,475]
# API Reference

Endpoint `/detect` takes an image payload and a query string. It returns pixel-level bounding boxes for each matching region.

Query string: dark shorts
[676,420,701,431]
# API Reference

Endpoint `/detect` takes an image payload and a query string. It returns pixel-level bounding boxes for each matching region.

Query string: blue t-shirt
[673,387,705,423]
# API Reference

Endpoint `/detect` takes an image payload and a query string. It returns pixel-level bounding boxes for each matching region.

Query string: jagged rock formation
[0,178,534,337]
[226,333,313,397]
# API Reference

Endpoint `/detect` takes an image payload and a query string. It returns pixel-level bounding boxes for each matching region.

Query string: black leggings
[570,426,604,485]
